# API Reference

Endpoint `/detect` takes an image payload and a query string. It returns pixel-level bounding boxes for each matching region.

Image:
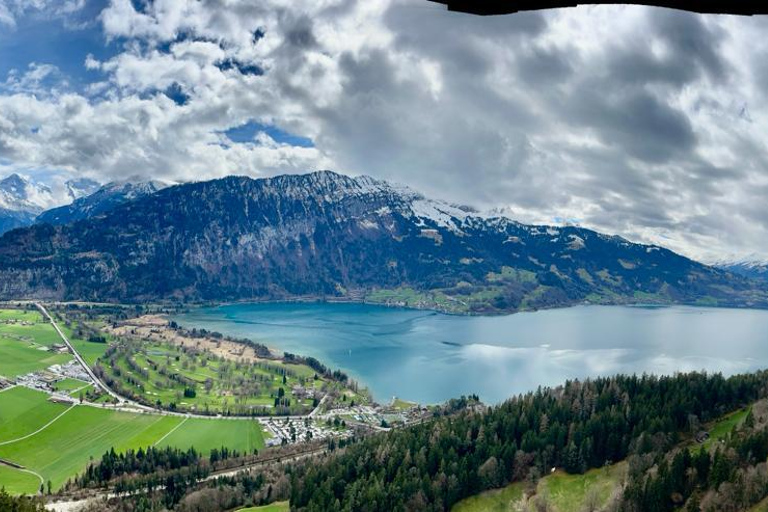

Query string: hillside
[0,171,764,312]
[36,180,166,225]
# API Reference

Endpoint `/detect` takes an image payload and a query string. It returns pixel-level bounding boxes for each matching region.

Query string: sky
[1,0,768,263]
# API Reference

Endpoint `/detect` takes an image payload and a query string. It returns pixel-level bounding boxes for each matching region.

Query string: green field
[452,464,624,512]
[538,465,624,512]
[0,465,40,496]
[0,388,268,492]
[156,417,266,455]
[0,387,71,443]
[58,323,109,366]
[0,404,183,489]
[452,482,524,512]
[0,309,73,378]
[52,378,90,393]
[0,309,43,322]
[239,502,290,512]
[702,407,749,449]
[0,337,71,378]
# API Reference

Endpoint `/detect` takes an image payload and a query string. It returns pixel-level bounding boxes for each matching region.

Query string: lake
[172,303,768,405]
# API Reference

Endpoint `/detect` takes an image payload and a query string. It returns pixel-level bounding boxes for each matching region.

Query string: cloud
[1,0,768,263]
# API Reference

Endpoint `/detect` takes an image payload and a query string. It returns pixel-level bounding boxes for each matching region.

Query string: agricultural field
[0,388,268,492]
[57,321,110,366]
[0,387,71,443]
[52,378,90,394]
[156,417,266,454]
[97,338,321,415]
[0,308,72,378]
[0,465,40,496]
[0,309,43,322]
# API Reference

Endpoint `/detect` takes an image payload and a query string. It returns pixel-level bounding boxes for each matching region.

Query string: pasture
[0,386,70,443]
[156,417,266,455]
[0,388,268,493]
[0,465,40,496]
[0,308,73,378]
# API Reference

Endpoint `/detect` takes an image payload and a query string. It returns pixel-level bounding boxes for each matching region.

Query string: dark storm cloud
[565,85,696,164]
[515,44,573,86]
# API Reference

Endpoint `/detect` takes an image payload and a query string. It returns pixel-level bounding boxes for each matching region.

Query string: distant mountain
[37,181,166,226]
[0,174,103,235]
[717,260,768,283]
[0,173,57,213]
[64,178,101,202]
[0,207,36,234]
[0,171,765,312]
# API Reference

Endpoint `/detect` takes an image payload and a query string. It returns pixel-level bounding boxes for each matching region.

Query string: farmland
[0,386,70,443]
[156,417,266,454]
[0,465,40,496]
[0,309,72,378]
[0,387,267,491]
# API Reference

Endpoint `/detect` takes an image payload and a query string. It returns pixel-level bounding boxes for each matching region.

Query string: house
[695,431,710,443]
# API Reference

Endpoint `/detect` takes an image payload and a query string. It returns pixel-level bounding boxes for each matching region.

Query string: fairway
[0,465,40,496]
[0,387,70,443]
[156,417,266,455]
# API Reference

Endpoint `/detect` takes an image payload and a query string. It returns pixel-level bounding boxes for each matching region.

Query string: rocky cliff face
[36,181,166,225]
[0,171,763,312]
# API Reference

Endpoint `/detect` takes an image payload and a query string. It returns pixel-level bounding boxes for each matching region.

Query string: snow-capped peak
[0,173,57,213]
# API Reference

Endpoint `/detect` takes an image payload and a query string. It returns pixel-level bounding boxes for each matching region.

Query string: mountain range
[0,170,765,313]
[0,174,100,234]
[716,259,768,283]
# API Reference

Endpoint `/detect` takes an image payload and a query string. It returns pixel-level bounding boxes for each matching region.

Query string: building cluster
[261,416,352,447]
[15,361,93,398]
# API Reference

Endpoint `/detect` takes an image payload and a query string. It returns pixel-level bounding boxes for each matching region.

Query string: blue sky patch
[225,121,314,148]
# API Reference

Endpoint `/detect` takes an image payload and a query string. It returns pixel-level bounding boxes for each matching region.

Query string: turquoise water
[172,303,768,405]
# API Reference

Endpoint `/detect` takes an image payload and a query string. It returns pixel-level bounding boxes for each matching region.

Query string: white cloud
[1,0,768,263]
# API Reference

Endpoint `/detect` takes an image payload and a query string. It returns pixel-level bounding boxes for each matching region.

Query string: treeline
[0,489,46,512]
[283,352,348,382]
[288,371,768,511]
[72,443,328,512]
[622,407,768,511]
[75,446,204,487]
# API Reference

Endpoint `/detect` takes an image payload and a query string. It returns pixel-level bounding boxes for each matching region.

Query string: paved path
[153,416,188,446]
